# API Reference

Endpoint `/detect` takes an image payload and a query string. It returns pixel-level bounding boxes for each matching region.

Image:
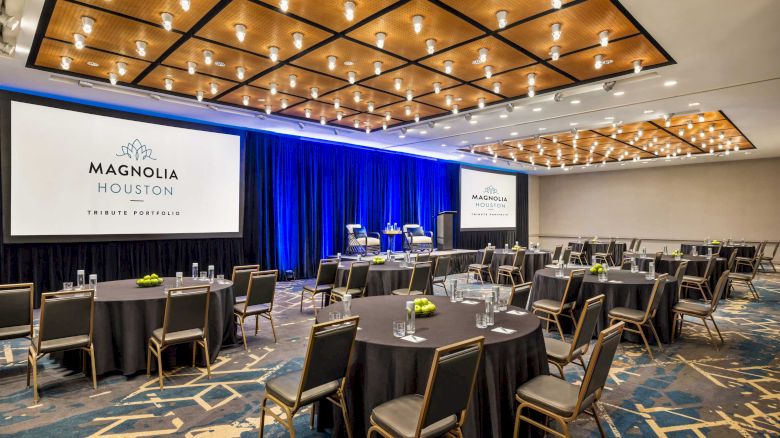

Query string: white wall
[528,175,540,242]
[532,157,780,259]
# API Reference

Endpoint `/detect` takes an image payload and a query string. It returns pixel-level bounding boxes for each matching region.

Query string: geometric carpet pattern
[1,273,779,437]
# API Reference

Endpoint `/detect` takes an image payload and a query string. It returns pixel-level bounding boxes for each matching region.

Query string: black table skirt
[531,268,677,344]
[569,241,626,264]
[680,243,755,259]
[55,278,237,376]
[483,250,553,285]
[431,251,479,274]
[316,296,547,437]
[336,261,412,297]
[630,255,727,299]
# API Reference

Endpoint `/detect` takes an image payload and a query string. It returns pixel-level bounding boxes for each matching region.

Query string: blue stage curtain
[245,132,459,278]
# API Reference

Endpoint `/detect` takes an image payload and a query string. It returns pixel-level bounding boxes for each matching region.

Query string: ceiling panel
[251,65,349,98]
[359,64,459,98]
[35,38,150,83]
[279,99,358,121]
[218,85,305,111]
[78,0,220,32]
[256,0,398,32]
[416,84,502,112]
[472,63,573,98]
[418,36,534,82]
[377,100,444,122]
[439,0,577,30]
[290,38,406,83]
[161,37,275,82]
[137,65,237,97]
[552,34,667,81]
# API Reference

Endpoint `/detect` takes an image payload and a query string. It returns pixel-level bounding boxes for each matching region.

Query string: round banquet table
[336,260,413,296]
[531,268,677,344]
[54,278,237,376]
[315,295,547,437]
[680,242,755,259]
[628,254,727,297]
[482,249,552,284]
[568,241,626,263]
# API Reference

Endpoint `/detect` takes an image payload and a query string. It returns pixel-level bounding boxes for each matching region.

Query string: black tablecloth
[568,241,626,263]
[336,260,413,297]
[55,278,237,375]
[531,268,677,344]
[430,251,479,274]
[483,249,552,284]
[680,242,755,259]
[316,295,547,437]
[629,254,727,297]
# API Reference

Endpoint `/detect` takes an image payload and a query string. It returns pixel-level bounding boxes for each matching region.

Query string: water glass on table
[393,320,406,337]
[475,313,488,329]
[176,272,183,287]
[63,282,73,291]
[329,311,343,321]
[88,274,98,294]
[76,269,85,290]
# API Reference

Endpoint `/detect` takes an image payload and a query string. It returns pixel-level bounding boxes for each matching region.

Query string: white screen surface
[459,167,516,230]
[9,101,241,238]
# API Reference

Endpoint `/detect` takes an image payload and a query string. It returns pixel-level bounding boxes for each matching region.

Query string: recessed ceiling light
[343,60,354,66]
[499,114,508,119]
[469,120,477,125]
[613,91,625,96]
[569,122,578,126]
[86,61,99,67]
[441,143,446,147]
[664,80,677,87]
[420,130,428,134]
[570,100,580,104]
[485,136,492,140]
[688,102,700,107]
[510,132,518,136]
[443,125,451,130]
[532,107,542,112]
[604,116,614,120]
[538,127,546,131]
[643,110,654,114]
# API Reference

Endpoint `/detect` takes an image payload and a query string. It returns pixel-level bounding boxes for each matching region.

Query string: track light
[136,40,148,57]
[404,105,412,116]
[698,113,705,122]
[269,82,278,95]
[505,103,514,113]
[427,121,435,129]
[484,65,493,79]
[327,55,337,70]
[279,0,289,12]
[80,16,94,34]
[414,113,420,123]
[443,60,453,74]
[412,15,423,34]
[187,61,197,74]
[553,92,564,102]
[269,46,279,62]
[304,108,312,118]
[108,72,117,85]
[180,0,191,12]
[60,56,72,70]
[281,98,288,109]
[292,32,304,50]
[367,101,374,112]
[336,111,343,120]
[236,66,245,80]
[492,82,501,94]
[353,90,361,103]
[161,12,173,31]
[464,113,472,122]
[373,61,382,75]
[298,122,305,130]
[196,90,204,101]
[234,24,247,42]
[320,116,327,125]
[598,30,609,47]
[594,54,603,69]
[496,10,508,29]
[478,47,488,63]
[385,111,391,121]
[344,1,356,21]
[203,49,213,65]
[425,38,436,55]
[477,97,485,108]
[406,89,413,101]
[164,77,174,91]
[551,23,562,41]
[394,78,402,91]
[209,82,218,94]
[73,33,86,50]
[550,45,560,61]
[375,32,386,49]
[433,82,441,94]
[334,98,340,109]
[289,74,297,87]
[310,87,318,99]
[242,95,250,106]
[632,59,642,74]
[445,94,453,106]
[347,71,356,84]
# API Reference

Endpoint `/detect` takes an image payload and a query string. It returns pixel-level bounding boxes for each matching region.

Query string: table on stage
[54,278,237,375]
[316,295,547,437]
[380,229,403,252]
[531,267,678,343]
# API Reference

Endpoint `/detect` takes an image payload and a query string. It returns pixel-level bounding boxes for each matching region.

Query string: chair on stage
[498,249,526,286]
[147,285,210,390]
[392,262,432,296]
[431,256,451,295]
[402,224,434,252]
[235,270,279,348]
[346,224,381,255]
[301,259,339,316]
[29,289,96,402]
[467,246,495,284]
[331,261,370,302]
[0,283,34,362]
[232,264,260,304]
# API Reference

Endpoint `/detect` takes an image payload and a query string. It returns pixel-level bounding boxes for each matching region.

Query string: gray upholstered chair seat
[356,237,381,246]
[544,338,586,363]
[152,328,204,344]
[607,307,645,322]
[265,370,340,406]
[31,334,90,354]
[468,263,489,270]
[331,287,363,297]
[370,394,458,438]
[516,375,590,417]
[0,325,29,340]
[302,283,333,293]
[391,288,424,296]
[234,303,271,316]
[409,236,432,244]
[672,300,710,316]
[533,299,573,312]
[682,275,705,283]
[234,295,247,303]
[728,272,752,281]
[498,265,520,272]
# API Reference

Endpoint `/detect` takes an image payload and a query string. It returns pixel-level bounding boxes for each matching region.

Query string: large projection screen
[2,98,243,243]
[459,167,517,231]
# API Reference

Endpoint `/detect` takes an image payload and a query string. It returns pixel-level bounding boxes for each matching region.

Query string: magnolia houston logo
[89,139,178,197]
[471,184,508,211]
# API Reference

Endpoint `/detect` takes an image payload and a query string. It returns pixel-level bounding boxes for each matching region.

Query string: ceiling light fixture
[551,23,562,41]
[594,54,603,69]
[444,94,453,106]
[552,0,562,9]
[187,61,197,74]
[478,47,489,63]
[373,61,382,75]
[483,65,493,79]
[73,33,86,50]
[336,111,343,120]
[505,103,514,113]
[367,101,374,112]
[353,90,361,103]
[344,1,356,21]
[414,113,420,123]
[235,24,247,42]
[382,122,388,130]
[496,10,508,29]
[196,90,204,101]
[664,80,677,87]
[527,72,536,86]
[281,98,288,109]
[477,97,485,108]
[161,12,173,31]
[404,105,412,116]
[686,120,693,129]
[236,66,245,80]
[269,82,278,95]
[268,46,279,62]
[393,78,403,91]
[289,74,297,87]
[327,55,337,70]
[310,87,318,99]
[180,0,191,12]
[412,15,424,34]
[292,32,304,50]
[333,98,340,109]
[433,82,441,94]
[353,119,360,128]
[385,111,391,121]
[279,0,289,12]
[80,16,94,34]
[347,71,356,84]
[598,30,609,47]
[108,72,117,85]
[528,85,535,97]
[443,60,453,74]
[549,45,560,61]
[632,59,642,74]
[320,116,327,125]
[116,62,127,76]
[373,32,388,49]
[698,113,705,122]
[425,38,436,55]
[492,82,501,94]
[60,56,72,70]
[202,49,213,64]
[209,82,218,94]
[452,104,459,114]
[242,95,250,106]
[305,108,312,118]
[164,77,174,91]
[406,89,413,101]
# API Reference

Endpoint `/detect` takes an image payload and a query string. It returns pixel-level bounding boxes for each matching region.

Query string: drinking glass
[393,320,406,337]
[337,252,343,268]
[454,287,464,302]
[208,265,215,283]
[76,270,85,290]
[449,279,458,303]
[485,295,495,326]
[357,254,362,262]
[497,290,509,311]
[329,311,343,321]
[199,271,207,280]
[88,274,98,292]
[646,262,656,280]
[63,282,73,291]
[176,272,183,287]
[591,256,597,266]
[342,294,352,316]
[192,262,199,280]
[475,313,487,329]
[405,301,416,334]
[504,243,509,251]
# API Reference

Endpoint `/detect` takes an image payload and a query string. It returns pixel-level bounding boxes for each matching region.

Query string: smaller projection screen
[459,167,517,231]
[2,98,243,243]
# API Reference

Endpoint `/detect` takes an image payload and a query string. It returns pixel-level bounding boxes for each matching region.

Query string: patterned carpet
[1,273,779,437]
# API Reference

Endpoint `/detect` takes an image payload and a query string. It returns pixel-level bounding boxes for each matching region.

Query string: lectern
[436,211,457,250]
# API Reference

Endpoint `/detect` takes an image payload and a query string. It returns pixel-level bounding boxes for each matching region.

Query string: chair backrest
[346,261,371,290]
[0,283,33,335]
[569,294,605,357]
[756,241,768,260]
[727,248,738,271]
[709,270,731,312]
[403,223,421,233]
[562,269,586,307]
[511,282,533,309]
[672,260,688,280]
[634,239,643,252]
[433,256,450,279]
[297,316,359,408]
[346,224,362,234]
[38,289,94,349]
[409,262,432,293]
[315,259,339,287]
[232,265,259,300]
[245,270,278,308]
[606,240,615,255]
[703,254,717,278]
[482,246,495,265]
[561,248,572,265]
[513,249,526,269]
[620,258,632,270]
[653,252,663,268]
[627,238,636,252]
[417,337,484,433]
[770,241,780,258]
[576,323,624,413]
[644,274,669,321]
[416,253,431,263]
[162,285,210,343]
[551,245,562,262]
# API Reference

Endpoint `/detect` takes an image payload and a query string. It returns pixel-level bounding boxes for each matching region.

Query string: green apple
[136,279,143,285]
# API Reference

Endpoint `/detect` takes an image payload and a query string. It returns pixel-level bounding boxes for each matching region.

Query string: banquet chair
[231,264,260,304]
[346,224,381,255]
[728,253,761,301]
[672,261,689,298]
[546,247,570,268]
[680,254,717,300]
[301,259,339,316]
[620,258,632,270]
[551,245,563,263]
[593,240,616,266]
[367,336,484,438]
[392,262,432,296]
[259,316,359,438]
[331,261,370,302]
[607,274,669,360]
[431,256,451,295]
[147,285,211,390]
[545,295,605,379]
[736,241,765,272]
[402,224,434,252]
[759,241,778,272]
[511,282,533,309]
[0,283,34,361]
[29,289,96,402]
[467,246,495,284]
[513,322,624,438]
[532,269,585,340]
[415,253,431,263]
[561,248,572,266]
[568,245,587,265]
[234,270,278,349]
[673,270,730,347]
[652,252,663,270]
[626,238,636,254]
[498,249,526,286]
[726,248,738,272]
[633,239,643,253]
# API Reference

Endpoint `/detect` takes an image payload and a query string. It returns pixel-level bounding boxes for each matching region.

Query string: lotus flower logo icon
[116,139,157,161]
[484,185,498,195]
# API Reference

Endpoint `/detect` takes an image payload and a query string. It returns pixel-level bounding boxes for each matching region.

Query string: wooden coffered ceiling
[460,111,756,168]
[30,0,673,130]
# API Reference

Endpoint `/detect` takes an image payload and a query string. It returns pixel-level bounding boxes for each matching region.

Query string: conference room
[0,0,778,436]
